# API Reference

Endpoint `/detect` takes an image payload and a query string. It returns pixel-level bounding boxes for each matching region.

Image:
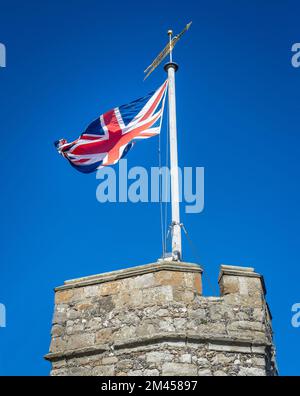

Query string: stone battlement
[45,262,277,376]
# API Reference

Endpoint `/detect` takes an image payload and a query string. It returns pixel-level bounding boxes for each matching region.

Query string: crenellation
[45,261,277,376]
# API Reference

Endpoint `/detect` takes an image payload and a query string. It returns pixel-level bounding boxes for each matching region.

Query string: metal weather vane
[144,21,192,80]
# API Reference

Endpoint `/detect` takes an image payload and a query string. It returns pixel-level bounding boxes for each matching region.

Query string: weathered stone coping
[44,333,271,362]
[218,265,266,295]
[55,261,203,291]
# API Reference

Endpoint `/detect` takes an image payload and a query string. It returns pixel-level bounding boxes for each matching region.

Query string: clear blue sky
[0,0,299,375]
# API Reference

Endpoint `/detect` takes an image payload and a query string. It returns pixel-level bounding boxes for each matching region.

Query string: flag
[55,80,168,173]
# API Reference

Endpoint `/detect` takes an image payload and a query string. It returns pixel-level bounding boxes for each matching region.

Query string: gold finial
[168,30,173,37]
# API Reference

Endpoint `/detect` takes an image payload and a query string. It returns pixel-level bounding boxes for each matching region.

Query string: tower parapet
[45,262,277,376]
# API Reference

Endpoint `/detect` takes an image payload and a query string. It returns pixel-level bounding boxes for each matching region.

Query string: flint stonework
[45,262,277,376]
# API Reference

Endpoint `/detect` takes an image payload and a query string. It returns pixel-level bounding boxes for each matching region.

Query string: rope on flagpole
[158,124,165,258]
[181,224,217,296]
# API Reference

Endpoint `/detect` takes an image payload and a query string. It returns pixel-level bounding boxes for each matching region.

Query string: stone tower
[45,261,277,376]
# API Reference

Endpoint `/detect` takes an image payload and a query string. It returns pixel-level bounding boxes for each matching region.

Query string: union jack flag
[55,81,168,173]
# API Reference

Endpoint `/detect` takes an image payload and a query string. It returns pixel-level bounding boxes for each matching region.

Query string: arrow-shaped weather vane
[144,21,192,80]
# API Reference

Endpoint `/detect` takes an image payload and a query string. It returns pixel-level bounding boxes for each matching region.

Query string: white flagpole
[164,29,182,261]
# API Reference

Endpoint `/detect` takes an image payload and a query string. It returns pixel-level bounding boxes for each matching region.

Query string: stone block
[52,306,67,325]
[92,365,115,376]
[211,354,232,365]
[162,363,197,376]
[189,308,206,320]
[102,356,118,365]
[142,286,173,305]
[208,343,251,354]
[113,289,143,309]
[198,369,212,376]
[83,285,100,298]
[144,369,160,376]
[50,337,66,353]
[128,370,143,376]
[97,295,115,313]
[180,354,192,364]
[173,288,194,303]
[99,281,122,296]
[174,318,186,330]
[67,333,95,350]
[156,308,169,317]
[68,366,91,376]
[66,309,81,321]
[158,319,175,332]
[51,368,69,376]
[52,360,66,370]
[190,322,226,336]
[238,367,266,376]
[183,273,196,288]
[146,351,173,363]
[193,274,202,294]
[96,328,114,344]
[227,320,264,332]
[129,273,156,289]
[155,271,185,287]
[214,370,228,376]
[253,308,264,321]
[220,277,239,295]
[251,346,266,354]
[253,357,266,366]
[115,325,136,341]
[55,290,74,304]
[55,288,83,304]
[136,321,156,338]
[76,302,94,312]
[51,325,64,337]
[196,357,209,367]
